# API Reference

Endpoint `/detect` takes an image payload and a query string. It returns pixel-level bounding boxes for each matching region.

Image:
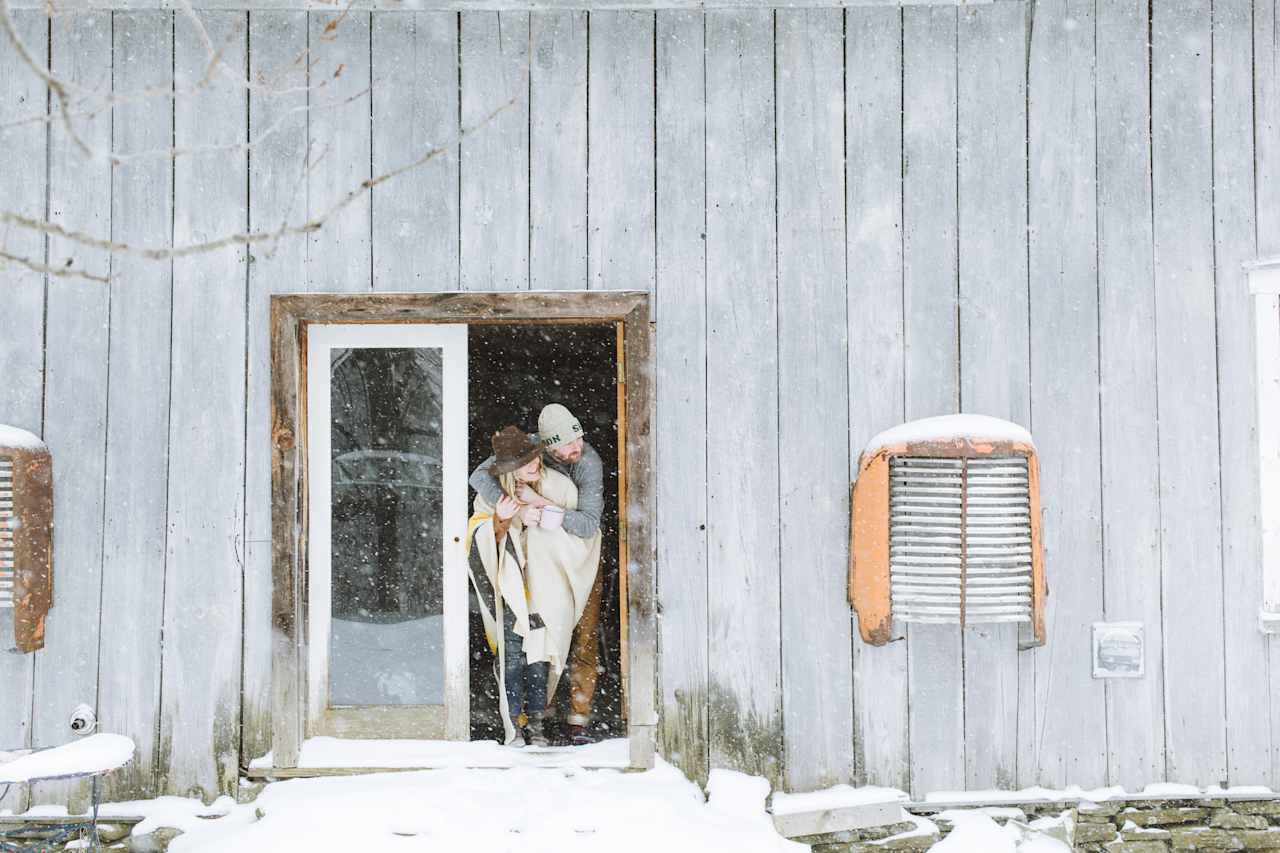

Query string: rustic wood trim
[269,297,303,769]
[622,306,657,742]
[615,321,630,720]
[269,291,656,769]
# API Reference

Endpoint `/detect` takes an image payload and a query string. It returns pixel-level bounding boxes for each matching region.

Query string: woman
[465,426,602,747]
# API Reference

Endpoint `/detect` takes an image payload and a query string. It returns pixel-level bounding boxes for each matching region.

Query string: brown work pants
[566,566,605,726]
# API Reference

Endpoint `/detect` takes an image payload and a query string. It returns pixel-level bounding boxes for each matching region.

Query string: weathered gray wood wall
[0,0,1277,804]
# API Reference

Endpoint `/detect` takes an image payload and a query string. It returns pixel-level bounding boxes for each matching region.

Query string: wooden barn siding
[0,0,1276,801]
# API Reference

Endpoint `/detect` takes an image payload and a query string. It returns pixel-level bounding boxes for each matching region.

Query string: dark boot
[526,711,550,748]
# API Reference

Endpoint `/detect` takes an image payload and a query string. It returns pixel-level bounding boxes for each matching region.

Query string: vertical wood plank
[654,8,709,784]
[30,9,112,809]
[587,10,655,296]
[956,1,1028,791]
[529,10,587,290]
[308,10,371,294]
[160,10,247,798]
[1214,0,1269,787]
[1151,0,1227,785]
[0,8,46,815]
[846,5,908,791]
[1025,0,1107,788]
[776,6,852,792]
[97,9,172,801]
[901,4,962,797]
[704,8,783,784]
[1258,0,1280,787]
[244,9,309,768]
[372,12,460,292]
[1096,0,1166,789]
[460,11,529,292]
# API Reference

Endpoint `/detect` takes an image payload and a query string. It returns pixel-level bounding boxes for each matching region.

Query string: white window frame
[305,323,470,738]
[1249,258,1280,633]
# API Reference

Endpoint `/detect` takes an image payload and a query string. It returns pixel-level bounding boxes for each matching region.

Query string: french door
[305,323,469,740]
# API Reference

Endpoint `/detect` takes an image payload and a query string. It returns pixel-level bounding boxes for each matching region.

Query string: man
[469,403,605,745]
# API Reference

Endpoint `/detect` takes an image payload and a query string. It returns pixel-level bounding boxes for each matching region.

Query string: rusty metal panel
[0,431,54,653]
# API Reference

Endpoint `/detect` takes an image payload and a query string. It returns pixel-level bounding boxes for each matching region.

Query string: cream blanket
[466,465,602,743]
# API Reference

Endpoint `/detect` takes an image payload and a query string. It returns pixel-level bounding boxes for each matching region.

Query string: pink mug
[539,505,565,530]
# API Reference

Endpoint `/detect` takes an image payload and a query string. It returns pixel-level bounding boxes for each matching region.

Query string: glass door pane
[329,346,444,706]
[306,324,468,739]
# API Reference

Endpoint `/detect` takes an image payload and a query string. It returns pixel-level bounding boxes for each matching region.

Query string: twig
[1,96,516,272]
[0,249,110,283]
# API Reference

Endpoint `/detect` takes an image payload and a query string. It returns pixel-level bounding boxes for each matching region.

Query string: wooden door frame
[267,291,655,771]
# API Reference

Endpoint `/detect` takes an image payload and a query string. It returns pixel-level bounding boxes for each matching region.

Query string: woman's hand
[516,484,550,508]
[519,504,543,526]
[495,495,521,521]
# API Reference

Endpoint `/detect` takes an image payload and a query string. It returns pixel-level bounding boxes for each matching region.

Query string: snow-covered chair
[0,734,135,852]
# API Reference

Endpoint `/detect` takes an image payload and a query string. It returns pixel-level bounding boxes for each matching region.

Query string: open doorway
[467,323,624,744]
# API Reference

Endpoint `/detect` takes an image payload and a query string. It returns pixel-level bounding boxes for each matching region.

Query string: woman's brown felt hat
[490,425,543,475]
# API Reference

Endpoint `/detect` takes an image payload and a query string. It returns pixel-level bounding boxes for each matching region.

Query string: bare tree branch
[0,248,110,283]
[1,96,516,275]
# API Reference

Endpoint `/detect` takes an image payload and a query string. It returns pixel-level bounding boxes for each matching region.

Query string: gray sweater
[468,440,604,539]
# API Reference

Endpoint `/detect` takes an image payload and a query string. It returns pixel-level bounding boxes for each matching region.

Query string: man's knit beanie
[538,403,584,450]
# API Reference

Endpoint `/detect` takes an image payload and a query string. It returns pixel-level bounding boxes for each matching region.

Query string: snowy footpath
[88,758,807,853]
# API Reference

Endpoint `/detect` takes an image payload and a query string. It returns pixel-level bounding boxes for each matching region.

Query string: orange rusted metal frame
[4,443,53,653]
[848,436,1044,647]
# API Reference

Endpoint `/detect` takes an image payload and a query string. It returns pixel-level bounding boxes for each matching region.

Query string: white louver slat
[0,457,13,608]
[889,455,1033,625]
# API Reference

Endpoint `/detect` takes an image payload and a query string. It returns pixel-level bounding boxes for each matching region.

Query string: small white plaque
[1092,622,1144,679]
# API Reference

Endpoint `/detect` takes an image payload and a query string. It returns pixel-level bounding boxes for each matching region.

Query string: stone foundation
[797,797,1280,852]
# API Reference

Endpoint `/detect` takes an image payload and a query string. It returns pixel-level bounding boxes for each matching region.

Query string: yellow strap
[465,511,492,557]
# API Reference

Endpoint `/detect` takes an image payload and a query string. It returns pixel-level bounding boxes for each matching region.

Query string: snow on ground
[96,759,804,853]
[930,810,1071,853]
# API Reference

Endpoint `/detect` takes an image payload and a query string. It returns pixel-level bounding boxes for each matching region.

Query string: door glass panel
[328,347,443,706]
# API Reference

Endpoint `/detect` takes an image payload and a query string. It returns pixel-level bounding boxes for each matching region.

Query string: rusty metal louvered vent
[0,457,12,609]
[889,455,1033,625]
[0,426,53,653]
[848,414,1045,647]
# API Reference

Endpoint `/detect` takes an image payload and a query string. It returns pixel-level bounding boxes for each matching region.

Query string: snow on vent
[889,455,1032,625]
[0,456,13,609]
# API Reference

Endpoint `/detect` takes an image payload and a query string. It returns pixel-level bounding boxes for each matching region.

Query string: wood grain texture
[703,8,783,784]
[654,8,709,784]
[460,11,530,291]
[371,12,460,292]
[775,6,853,792]
[1025,0,1105,788]
[244,10,309,768]
[1151,0,1227,786]
[587,11,655,294]
[159,11,247,799]
[96,10,172,801]
[845,4,908,791]
[30,10,112,810]
[0,8,45,814]
[1095,0,1166,790]
[1213,0,1269,787]
[308,10,372,293]
[901,4,962,797]
[956,0,1026,791]
[1257,0,1280,787]
[529,10,588,290]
